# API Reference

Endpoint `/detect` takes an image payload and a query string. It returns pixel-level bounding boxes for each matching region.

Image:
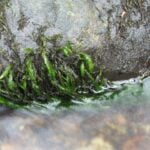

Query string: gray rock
[0,0,150,79]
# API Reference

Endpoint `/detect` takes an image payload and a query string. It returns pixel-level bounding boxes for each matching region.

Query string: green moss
[0,35,106,107]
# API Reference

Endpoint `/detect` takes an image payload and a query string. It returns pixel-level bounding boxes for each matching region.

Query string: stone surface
[0,99,150,150]
[0,77,150,150]
[0,0,150,79]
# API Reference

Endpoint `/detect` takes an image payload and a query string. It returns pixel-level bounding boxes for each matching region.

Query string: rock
[0,0,150,80]
[0,106,13,116]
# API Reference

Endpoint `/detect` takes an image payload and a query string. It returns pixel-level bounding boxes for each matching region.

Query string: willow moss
[0,36,106,107]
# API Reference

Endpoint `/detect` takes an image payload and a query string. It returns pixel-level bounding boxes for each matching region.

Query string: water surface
[0,77,150,150]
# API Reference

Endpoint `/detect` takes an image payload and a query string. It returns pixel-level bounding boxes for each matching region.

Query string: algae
[0,35,106,107]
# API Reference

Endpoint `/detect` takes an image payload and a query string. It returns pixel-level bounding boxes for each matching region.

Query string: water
[0,77,150,150]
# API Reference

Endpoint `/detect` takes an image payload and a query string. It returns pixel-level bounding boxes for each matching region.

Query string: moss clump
[0,36,106,107]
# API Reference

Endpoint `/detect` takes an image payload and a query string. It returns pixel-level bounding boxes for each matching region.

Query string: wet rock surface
[0,0,150,79]
[0,77,150,150]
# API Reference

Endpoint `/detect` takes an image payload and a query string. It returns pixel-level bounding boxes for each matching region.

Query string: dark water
[0,77,150,150]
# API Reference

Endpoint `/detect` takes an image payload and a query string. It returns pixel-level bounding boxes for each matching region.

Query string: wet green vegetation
[0,35,107,108]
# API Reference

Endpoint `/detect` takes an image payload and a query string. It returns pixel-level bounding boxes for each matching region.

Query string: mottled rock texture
[0,0,150,79]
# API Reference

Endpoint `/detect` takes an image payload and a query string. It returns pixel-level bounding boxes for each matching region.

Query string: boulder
[0,0,150,80]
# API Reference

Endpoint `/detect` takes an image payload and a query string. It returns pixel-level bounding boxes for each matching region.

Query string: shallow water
[0,77,150,150]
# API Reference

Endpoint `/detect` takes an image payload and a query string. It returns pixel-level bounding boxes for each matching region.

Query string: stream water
[0,77,150,150]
